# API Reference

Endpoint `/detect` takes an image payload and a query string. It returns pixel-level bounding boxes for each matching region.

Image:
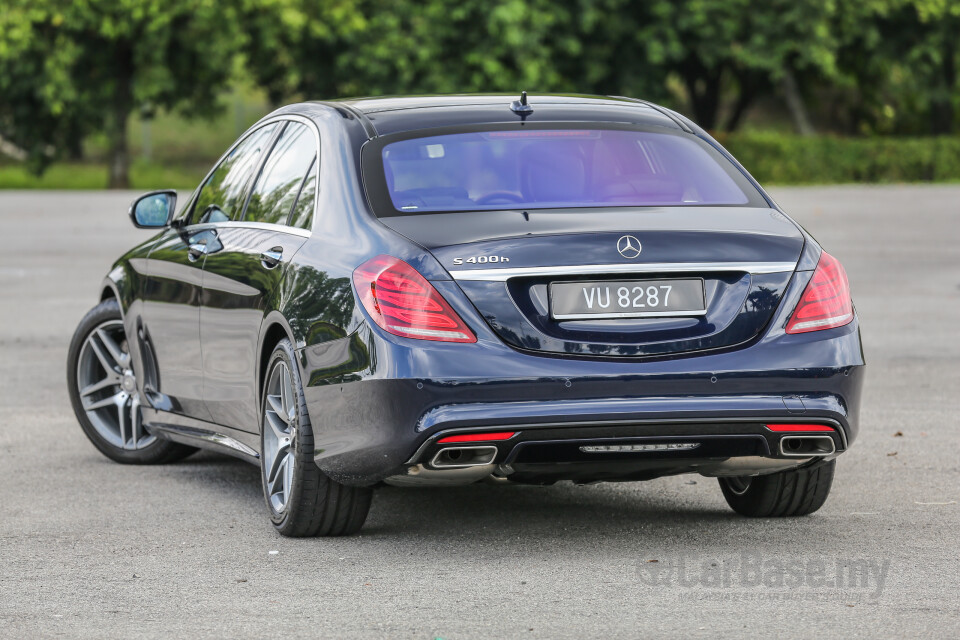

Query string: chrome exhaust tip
[430,445,498,469]
[780,435,835,457]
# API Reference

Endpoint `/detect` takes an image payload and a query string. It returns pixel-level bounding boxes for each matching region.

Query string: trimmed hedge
[2,133,960,189]
[719,133,960,184]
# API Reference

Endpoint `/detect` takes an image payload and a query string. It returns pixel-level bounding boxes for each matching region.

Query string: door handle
[260,247,283,269]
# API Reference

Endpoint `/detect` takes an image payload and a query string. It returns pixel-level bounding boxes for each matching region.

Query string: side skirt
[142,407,261,465]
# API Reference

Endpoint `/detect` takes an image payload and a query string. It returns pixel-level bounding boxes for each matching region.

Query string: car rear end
[309,99,864,502]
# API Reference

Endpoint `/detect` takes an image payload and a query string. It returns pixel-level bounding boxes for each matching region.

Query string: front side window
[192,123,278,224]
[374,128,763,215]
[244,122,317,225]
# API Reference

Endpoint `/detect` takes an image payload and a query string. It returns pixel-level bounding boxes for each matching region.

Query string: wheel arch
[99,277,122,305]
[257,312,298,412]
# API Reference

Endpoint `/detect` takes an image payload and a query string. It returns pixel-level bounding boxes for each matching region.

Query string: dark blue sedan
[67,94,865,536]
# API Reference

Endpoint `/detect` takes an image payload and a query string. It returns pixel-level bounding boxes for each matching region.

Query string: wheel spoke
[283,452,294,499]
[129,394,142,449]
[84,391,125,411]
[80,374,120,398]
[88,337,120,375]
[267,440,290,484]
[268,452,289,497]
[117,396,129,449]
[279,365,292,416]
[96,328,130,369]
[266,394,287,424]
[265,409,288,441]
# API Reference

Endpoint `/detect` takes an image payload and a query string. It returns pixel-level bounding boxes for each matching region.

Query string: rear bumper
[404,419,845,486]
[298,319,864,486]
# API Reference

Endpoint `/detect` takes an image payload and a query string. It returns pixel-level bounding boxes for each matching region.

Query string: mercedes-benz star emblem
[617,235,642,259]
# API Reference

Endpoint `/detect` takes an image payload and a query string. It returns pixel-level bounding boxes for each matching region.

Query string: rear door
[142,122,279,420]
[199,120,316,431]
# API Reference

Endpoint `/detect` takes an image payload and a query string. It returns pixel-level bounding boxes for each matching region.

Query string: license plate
[549,278,706,320]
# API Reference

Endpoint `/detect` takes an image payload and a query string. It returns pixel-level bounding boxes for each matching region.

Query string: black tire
[718,459,836,517]
[260,338,372,537]
[67,298,197,464]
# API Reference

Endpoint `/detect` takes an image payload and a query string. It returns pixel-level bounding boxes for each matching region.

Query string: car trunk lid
[379,206,804,357]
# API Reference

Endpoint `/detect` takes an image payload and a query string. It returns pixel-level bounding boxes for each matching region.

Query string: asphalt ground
[1,186,958,638]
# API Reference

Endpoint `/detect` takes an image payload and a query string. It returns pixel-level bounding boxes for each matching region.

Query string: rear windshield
[375,128,763,215]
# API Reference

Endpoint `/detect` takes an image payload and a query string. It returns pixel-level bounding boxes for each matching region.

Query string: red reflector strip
[436,431,517,443]
[765,424,835,432]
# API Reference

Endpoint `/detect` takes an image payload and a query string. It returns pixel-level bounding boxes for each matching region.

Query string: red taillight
[353,255,476,343]
[785,251,854,334]
[765,424,835,432]
[436,431,516,443]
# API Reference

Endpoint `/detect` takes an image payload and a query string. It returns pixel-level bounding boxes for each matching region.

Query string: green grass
[0,160,209,190]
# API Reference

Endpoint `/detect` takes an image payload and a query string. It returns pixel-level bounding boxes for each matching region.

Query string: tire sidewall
[719,459,835,517]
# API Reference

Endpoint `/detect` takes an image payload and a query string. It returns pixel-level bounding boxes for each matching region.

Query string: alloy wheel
[75,319,154,450]
[263,360,297,513]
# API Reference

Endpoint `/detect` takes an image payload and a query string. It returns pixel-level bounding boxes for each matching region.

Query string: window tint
[289,158,317,230]
[193,123,278,224]
[378,128,762,214]
[244,122,316,225]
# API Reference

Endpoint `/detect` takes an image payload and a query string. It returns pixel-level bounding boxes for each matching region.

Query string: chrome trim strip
[449,261,796,281]
[553,309,709,320]
[146,422,260,460]
[211,220,312,238]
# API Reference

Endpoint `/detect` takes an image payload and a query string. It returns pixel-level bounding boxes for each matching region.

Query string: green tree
[882,0,959,134]
[623,0,841,132]
[0,1,242,188]
[828,0,954,134]
[238,0,570,100]
[238,0,847,134]
[236,0,366,105]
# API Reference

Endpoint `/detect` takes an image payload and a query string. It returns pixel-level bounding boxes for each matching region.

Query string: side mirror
[129,190,177,228]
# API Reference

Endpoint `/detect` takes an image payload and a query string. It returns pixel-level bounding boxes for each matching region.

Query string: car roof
[306,93,689,137]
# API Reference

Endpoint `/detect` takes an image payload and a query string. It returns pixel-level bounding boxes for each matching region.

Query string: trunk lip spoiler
[449,261,797,281]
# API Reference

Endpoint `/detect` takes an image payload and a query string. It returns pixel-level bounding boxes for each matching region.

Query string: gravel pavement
[1,186,958,638]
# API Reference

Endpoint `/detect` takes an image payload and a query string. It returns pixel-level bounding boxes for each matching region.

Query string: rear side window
[372,128,764,215]
[193,123,278,224]
[289,157,317,230]
[244,122,317,225]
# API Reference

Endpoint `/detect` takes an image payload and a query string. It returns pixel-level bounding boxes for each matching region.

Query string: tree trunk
[681,59,722,130]
[723,71,759,132]
[107,104,131,189]
[781,68,814,136]
[107,48,133,189]
[929,37,957,134]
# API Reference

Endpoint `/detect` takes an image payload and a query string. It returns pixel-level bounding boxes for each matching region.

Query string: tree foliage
[0,0,241,187]
[241,0,959,136]
[1,0,958,189]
